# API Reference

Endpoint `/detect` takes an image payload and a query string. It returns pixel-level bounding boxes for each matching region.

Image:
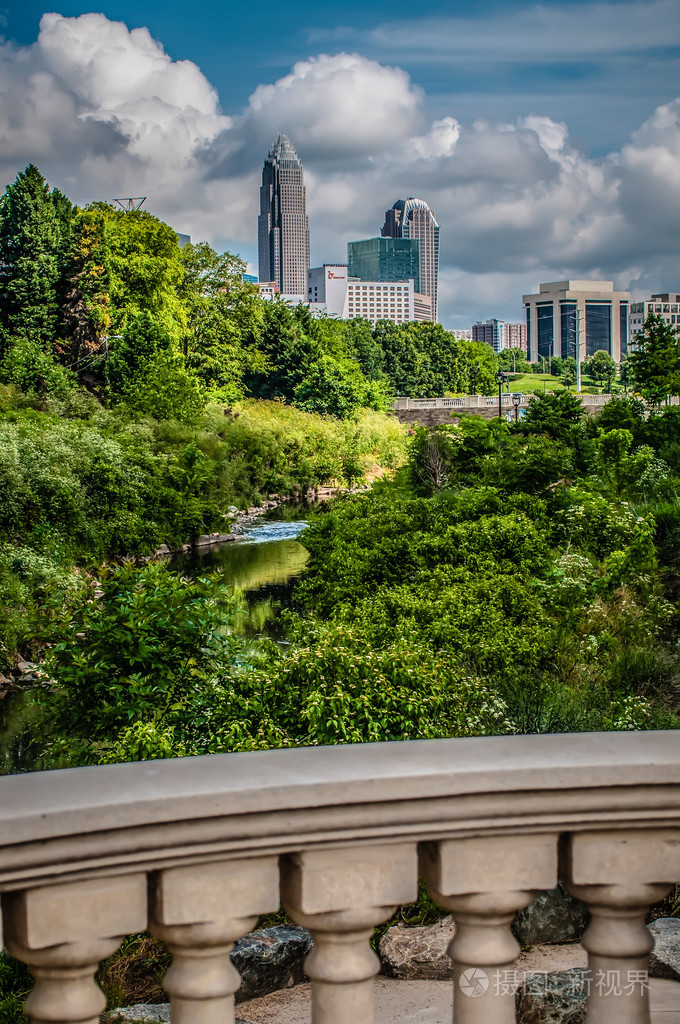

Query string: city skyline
[0,5,678,328]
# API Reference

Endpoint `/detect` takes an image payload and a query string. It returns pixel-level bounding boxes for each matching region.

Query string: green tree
[42,563,239,746]
[582,349,617,390]
[107,311,204,422]
[517,390,585,440]
[345,318,386,381]
[559,357,577,387]
[179,242,264,402]
[594,428,666,497]
[628,313,680,403]
[596,396,645,435]
[62,203,187,356]
[497,348,529,374]
[0,166,74,350]
[244,299,321,401]
[294,355,367,419]
[377,323,496,397]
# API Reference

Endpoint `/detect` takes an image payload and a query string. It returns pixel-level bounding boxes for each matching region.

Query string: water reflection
[181,521,309,636]
[0,689,43,774]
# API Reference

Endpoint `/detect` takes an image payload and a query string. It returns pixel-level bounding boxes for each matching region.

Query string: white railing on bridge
[0,732,678,1023]
[393,394,679,413]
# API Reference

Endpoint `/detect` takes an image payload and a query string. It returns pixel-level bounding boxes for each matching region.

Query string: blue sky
[1,0,679,325]
[7,0,680,155]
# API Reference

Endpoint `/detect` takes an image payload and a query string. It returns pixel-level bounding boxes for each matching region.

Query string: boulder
[104,1007,170,1023]
[379,916,455,980]
[649,917,680,982]
[104,925,311,1020]
[232,924,313,1001]
[104,1010,251,1024]
[513,882,589,946]
[516,969,588,1024]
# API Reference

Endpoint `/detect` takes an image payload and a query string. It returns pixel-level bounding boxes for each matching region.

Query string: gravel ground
[237,945,680,1023]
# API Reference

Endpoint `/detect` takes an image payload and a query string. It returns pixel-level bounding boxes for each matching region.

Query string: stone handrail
[393,394,680,411]
[1,731,679,1023]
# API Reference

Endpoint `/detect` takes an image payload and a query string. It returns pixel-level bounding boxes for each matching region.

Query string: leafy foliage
[629,313,680,402]
[0,165,73,349]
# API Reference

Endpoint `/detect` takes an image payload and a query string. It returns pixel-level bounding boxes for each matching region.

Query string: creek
[0,505,313,775]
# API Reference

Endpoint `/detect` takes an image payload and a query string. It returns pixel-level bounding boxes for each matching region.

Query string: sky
[1,0,679,328]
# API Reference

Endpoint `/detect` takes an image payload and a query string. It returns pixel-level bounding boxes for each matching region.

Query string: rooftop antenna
[113,197,147,212]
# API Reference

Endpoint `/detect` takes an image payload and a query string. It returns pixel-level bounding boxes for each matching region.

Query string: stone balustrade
[0,731,679,1023]
[393,394,680,412]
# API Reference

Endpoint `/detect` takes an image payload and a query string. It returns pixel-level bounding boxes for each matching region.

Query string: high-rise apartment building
[522,281,630,363]
[347,237,420,286]
[382,198,439,322]
[473,320,527,353]
[258,134,310,297]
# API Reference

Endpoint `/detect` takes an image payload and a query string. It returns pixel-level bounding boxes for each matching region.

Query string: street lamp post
[512,391,522,422]
[495,370,508,419]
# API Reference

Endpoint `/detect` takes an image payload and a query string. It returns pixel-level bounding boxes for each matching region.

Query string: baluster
[2,874,147,1024]
[421,834,558,1024]
[149,856,279,1024]
[563,829,677,1024]
[281,843,417,1024]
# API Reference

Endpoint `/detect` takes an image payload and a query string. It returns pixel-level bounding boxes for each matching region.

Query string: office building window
[537,304,554,360]
[620,303,629,358]
[586,302,611,356]
[560,303,577,360]
[526,306,531,354]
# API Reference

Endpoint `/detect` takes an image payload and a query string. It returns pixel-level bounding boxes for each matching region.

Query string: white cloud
[351,0,680,61]
[244,52,425,160]
[0,13,678,326]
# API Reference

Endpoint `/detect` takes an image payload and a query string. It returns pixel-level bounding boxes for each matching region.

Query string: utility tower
[113,197,147,213]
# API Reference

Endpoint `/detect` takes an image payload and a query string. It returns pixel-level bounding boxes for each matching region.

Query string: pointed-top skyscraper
[383,198,439,322]
[258,134,310,296]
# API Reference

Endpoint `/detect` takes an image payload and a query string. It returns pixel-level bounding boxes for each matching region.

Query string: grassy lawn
[505,374,563,393]
[504,374,603,395]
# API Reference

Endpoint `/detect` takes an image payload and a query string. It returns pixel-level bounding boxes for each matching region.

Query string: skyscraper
[258,134,310,296]
[382,198,439,322]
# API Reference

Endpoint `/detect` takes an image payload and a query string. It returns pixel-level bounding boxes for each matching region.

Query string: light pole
[512,391,522,422]
[575,307,583,394]
[495,370,508,419]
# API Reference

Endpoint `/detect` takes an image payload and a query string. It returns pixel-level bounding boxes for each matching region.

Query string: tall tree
[179,242,262,401]
[0,165,73,349]
[60,203,186,381]
[629,313,680,403]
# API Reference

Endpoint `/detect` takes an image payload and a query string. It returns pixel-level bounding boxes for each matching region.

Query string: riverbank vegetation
[17,392,679,771]
[1,163,679,753]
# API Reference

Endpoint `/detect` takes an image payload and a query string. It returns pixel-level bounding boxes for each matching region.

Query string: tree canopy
[0,165,513,421]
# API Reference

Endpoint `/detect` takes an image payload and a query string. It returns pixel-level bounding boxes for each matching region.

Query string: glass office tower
[347,237,420,285]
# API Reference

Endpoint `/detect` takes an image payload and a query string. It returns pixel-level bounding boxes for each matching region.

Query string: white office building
[307,265,432,326]
[629,293,680,344]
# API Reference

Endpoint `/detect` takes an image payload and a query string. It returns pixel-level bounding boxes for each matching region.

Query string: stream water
[0,506,314,775]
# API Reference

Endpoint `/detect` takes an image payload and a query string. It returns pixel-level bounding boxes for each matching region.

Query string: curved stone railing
[1,731,679,1023]
[393,394,680,413]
